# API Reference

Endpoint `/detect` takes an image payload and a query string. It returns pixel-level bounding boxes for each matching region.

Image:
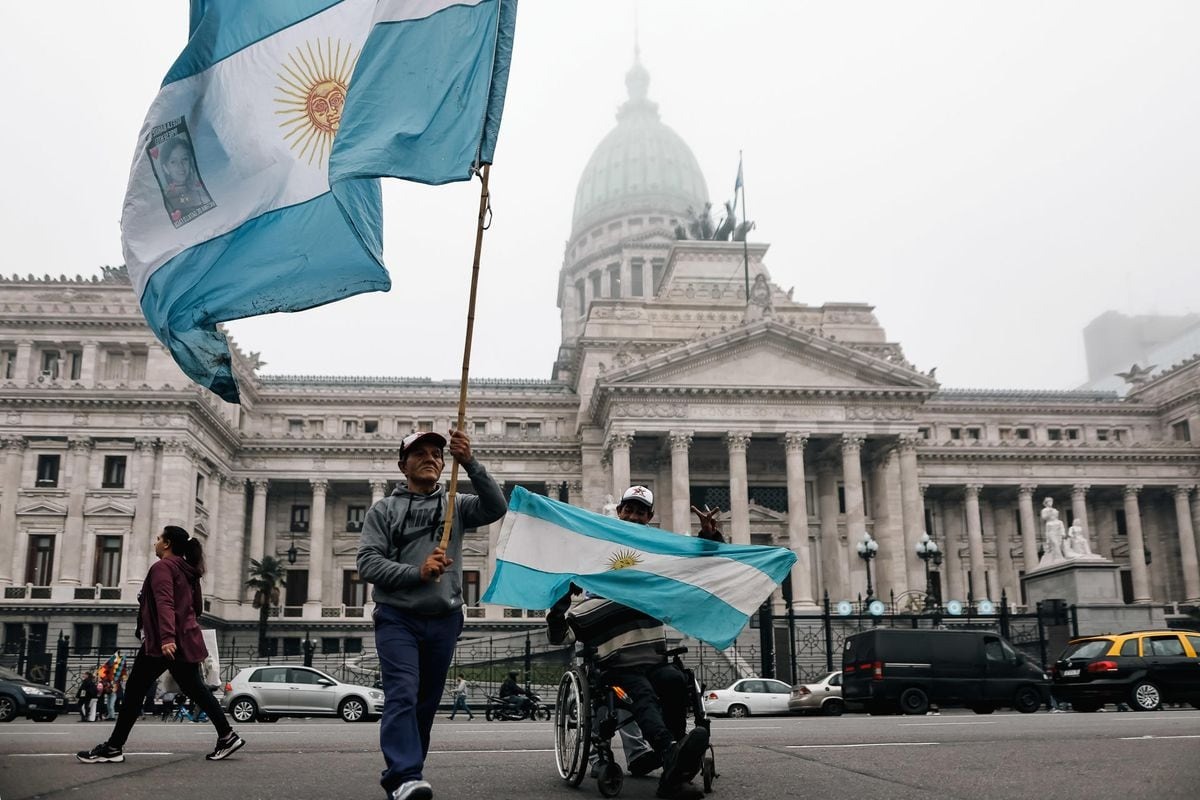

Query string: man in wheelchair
[547,486,720,799]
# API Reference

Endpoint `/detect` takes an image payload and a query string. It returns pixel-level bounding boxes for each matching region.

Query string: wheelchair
[554,646,717,797]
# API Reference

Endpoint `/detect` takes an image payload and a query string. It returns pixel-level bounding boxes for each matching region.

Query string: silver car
[223,664,384,723]
[788,671,844,716]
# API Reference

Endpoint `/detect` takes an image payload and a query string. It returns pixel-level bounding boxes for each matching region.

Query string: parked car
[223,664,384,723]
[788,671,844,716]
[841,629,1050,715]
[703,677,794,717]
[0,666,67,722]
[1050,629,1200,712]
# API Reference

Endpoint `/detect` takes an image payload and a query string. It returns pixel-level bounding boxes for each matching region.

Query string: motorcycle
[485,692,552,721]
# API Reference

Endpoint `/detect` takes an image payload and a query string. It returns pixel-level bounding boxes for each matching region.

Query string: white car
[223,664,384,723]
[703,677,794,717]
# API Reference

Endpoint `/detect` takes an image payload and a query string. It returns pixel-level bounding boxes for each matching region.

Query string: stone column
[869,451,901,600]
[979,497,999,601]
[567,479,584,508]
[125,438,159,588]
[964,485,987,601]
[816,463,843,599]
[994,500,1019,603]
[784,433,815,607]
[0,437,27,586]
[1095,501,1116,559]
[897,436,927,594]
[1172,487,1200,603]
[941,500,966,601]
[306,480,328,614]
[59,437,94,585]
[370,480,389,507]
[840,435,868,592]
[669,431,693,535]
[248,480,269,565]
[1192,490,1200,573]
[609,432,633,499]
[158,440,194,530]
[13,340,32,384]
[218,480,247,602]
[1071,485,1091,541]
[727,432,751,545]
[1143,499,1168,601]
[1123,486,1152,603]
[1017,485,1039,574]
[80,340,99,387]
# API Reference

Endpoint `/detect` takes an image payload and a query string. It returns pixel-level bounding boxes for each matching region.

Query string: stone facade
[2,60,1199,656]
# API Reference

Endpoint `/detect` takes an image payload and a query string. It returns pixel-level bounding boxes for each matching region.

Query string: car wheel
[0,695,17,723]
[1013,687,1042,714]
[726,704,750,718]
[229,698,258,724]
[31,712,57,722]
[1071,701,1100,713]
[899,688,929,715]
[822,699,845,717]
[339,697,367,722]
[1130,681,1162,711]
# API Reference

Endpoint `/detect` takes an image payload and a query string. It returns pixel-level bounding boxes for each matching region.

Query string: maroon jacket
[138,555,207,662]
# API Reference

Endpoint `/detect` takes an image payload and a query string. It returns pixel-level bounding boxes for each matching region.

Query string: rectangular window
[966,427,982,441]
[998,427,1012,441]
[0,350,15,380]
[66,350,83,381]
[40,349,61,379]
[93,536,122,586]
[342,419,359,436]
[1047,428,1062,441]
[287,419,304,434]
[345,506,365,533]
[195,473,205,504]
[630,259,644,296]
[1172,420,1191,442]
[25,535,54,584]
[35,454,60,487]
[949,427,961,440]
[1096,429,1109,442]
[1066,428,1080,440]
[651,258,665,294]
[463,570,481,607]
[285,570,308,606]
[576,278,586,315]
[310,419,324,434]
[505,421,522,438]
[363,420,379,434]
[417,420,433,433]
[837,484,846,514]
[321,638,340,654]
[917,427,931,440]
[342,569,367,607]
[290,505,310,533]
[1016,427,1032,440]
[73,624,94,656]
[805,479,816,517]
[608,264,621,297]
[473,420,487,436]
[590,270,602,299]
[1111,428,1124,442]
[283,638,302,657]
[98,624,118,653]
[526,421,542,438]
[1115,509,1127,537]
[344,638,363,654]
[102,455,126,489]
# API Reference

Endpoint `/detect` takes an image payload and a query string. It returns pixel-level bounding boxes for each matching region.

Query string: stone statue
[600,494,618,517]
[1037,500,1067,567]
[743,273,774,323]
[712,200,737,241]
[1064,520,1093,558]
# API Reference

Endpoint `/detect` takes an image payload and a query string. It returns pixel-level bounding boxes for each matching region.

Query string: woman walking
[77,526,244,764]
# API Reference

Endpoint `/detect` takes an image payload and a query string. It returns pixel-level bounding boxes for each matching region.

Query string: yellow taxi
[1050,629,1200,712]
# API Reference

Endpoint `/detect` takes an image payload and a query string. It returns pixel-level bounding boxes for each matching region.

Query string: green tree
[246,556,287,657]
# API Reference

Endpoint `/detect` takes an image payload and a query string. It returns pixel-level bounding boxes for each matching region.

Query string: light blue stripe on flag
[481,487,795,650]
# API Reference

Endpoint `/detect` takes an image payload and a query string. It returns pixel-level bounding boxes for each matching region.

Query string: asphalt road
[1,708,1197,800]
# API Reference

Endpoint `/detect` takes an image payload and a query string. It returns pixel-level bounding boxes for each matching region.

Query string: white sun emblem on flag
[275,38,358,167]
[607,549,643,571]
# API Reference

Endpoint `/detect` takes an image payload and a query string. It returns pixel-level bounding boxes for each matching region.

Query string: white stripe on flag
[374,0,488,23]
[496,510,780,615]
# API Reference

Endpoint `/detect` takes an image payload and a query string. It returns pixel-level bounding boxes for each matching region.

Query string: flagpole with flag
[736,150,750,302]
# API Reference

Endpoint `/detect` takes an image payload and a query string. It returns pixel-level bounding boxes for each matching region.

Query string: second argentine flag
[482,487,796,650]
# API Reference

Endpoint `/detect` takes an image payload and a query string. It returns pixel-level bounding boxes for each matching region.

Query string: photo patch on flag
[147,117,216,228]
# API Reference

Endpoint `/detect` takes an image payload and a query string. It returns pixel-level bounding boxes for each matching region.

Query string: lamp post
[915,532,943,612]
[302,630,316,668]
[856,531,879,604]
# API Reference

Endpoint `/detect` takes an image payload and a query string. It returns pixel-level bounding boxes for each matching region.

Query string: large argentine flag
[482,488,796,650]
[121,0,517,402]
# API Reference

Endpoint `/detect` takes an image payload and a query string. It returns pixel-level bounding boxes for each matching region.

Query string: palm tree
[246,557,287,657]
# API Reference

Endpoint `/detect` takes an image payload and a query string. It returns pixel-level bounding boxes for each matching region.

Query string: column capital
[1,435,26,451]
[310,479,329,495]
[1018,484,1037,497]
[133,437,159,453]
[840,433,865,453]
[898,434,923,452]
[211,470,230,487]
[784,432,809,453]
[568,479,584,491]
[1174,485,1194,498]
[918,483,929,497]
[1071,484,1090,497]
[1124,485,1142,497]
[369,479,390,494]
[606,431,635,451]
[668,430,693,451]
[160,438,192,457]
[964,484,983,497]
[726,431,752,452]
[68,437,94,453]
[252,478,270,494]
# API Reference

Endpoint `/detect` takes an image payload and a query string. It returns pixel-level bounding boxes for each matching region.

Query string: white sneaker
[392,779,433,800]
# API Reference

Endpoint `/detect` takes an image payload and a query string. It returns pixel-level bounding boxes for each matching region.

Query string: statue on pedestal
[600,494,618,518]
[1037,498,1067,567]
[1063,520,1093,558]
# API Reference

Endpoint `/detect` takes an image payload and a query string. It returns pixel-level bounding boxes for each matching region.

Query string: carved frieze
[614,402,686,418]
[845,405,915,421]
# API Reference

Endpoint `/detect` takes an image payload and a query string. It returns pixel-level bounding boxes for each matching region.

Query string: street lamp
[287,531,298,565]
[302,630,316,667]
[914,532,943,612]
[856,531,879,603]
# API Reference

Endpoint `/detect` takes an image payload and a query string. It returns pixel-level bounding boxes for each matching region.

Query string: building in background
[2,56,1198,660]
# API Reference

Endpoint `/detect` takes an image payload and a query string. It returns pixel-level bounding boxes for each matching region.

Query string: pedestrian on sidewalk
[76,526,245,765]
[77,673,98,722]
[447,674,474,720]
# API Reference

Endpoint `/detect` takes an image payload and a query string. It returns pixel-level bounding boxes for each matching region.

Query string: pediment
[17,500,67,516]
[747,504,787,523]
[602,320,936,391]
[333,543,359,558]
[84,500,135,517]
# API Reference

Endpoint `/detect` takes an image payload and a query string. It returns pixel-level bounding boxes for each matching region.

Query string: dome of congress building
[570,52,709,242]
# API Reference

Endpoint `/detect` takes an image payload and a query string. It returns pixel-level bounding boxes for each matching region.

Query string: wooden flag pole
[439,163,492,551]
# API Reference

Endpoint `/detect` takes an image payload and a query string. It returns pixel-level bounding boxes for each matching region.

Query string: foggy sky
[3,1,1198,390]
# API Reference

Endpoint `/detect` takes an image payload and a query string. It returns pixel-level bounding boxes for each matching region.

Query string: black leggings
[107,649,231,747]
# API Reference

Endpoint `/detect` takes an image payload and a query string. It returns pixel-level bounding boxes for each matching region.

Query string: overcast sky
[4,1,1198,390]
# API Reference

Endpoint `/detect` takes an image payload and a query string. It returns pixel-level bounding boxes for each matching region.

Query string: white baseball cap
[399,431,447,459]
[619,485,654,509]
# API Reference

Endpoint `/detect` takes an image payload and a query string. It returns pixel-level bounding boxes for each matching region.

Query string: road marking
[1119,734,1200,741]
[429,748,555,754]
[899,721,998,727]
[787,742,939,749]
[9,752,175,757]
[709,725,783,730]
[0,732,70,735]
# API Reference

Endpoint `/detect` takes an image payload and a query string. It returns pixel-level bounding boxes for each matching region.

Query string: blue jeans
[374,604,463,793]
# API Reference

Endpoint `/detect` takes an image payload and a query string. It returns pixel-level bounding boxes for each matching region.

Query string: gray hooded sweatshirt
[356,458,507,615]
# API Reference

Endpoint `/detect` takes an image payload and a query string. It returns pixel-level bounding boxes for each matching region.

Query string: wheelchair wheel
[702,747,717,793]
[597,761,624,798]
[555,668,591,786]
